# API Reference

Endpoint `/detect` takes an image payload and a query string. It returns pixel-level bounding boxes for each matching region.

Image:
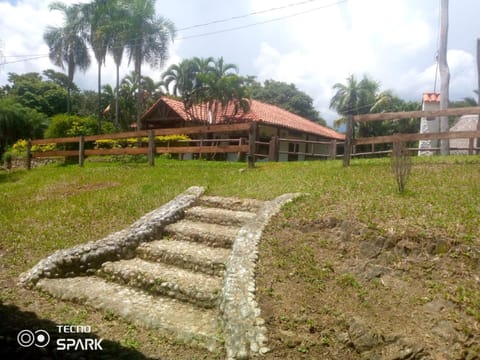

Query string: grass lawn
[1,156,479,358]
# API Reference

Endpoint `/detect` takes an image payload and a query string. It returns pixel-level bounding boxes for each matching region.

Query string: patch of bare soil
[257,215,480,359]
[34,181,120,201]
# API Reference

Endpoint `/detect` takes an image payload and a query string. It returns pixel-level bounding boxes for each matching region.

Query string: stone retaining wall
[220,193,302,359]
[19,186,205,287]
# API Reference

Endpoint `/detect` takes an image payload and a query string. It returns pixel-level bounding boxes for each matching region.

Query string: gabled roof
[142,96,345,140]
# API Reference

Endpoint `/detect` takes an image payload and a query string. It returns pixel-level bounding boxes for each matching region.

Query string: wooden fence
[342,107,480,167]
[27,123,254,169]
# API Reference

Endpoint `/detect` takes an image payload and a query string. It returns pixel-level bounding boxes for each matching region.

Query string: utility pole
[438,0,450,155]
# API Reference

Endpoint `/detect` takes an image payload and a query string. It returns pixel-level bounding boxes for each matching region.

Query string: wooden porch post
[248,123,258,168]
[329,139,337,160]
[343,115,353,167]
[268,135,279,162]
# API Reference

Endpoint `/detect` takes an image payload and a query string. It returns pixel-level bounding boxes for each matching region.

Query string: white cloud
[0,0,180,91]
[1,0,478,125]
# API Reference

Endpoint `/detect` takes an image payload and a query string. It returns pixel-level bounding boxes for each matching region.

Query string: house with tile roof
[141,96,345,161]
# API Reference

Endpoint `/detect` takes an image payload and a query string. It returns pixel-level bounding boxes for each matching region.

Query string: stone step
[99,258,222,308]
[185,206,256,227]
[164,220,239,248]
[197,195,265,213]
[137,239,231,277]
[36,277,221,352]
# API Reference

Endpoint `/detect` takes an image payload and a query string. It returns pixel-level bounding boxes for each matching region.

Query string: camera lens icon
[17,329,50,348]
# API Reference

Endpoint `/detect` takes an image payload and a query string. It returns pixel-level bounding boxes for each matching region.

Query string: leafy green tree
[0,98,47,156]
[124,0,175,129]
[248,78,325,125]
[44,1,91,114]
[5,72,68,116]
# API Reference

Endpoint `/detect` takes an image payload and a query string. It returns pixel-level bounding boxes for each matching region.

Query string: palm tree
[124,0,176,129]
[44,1,91,114]
[106,0,129,130]
[330,74,379,116]
[81,0,111,130]
[211,56,238,79]
[162,59,198,97]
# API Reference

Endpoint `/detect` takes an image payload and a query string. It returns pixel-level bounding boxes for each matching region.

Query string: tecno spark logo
[17,329,50,348]
[17,325,103,351]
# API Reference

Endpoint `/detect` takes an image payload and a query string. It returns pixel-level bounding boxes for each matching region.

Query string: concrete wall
[419,101,441,156]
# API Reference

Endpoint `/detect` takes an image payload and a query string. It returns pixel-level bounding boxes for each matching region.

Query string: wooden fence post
[248,123,258,168]
[329,139,337,160]
[343,115,353,167]
[26,139,32,170]
[79,135,85,167]
[148,130,155,166]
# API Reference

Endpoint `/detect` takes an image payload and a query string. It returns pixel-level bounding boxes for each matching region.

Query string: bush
[45,114,99,139]
[94,134,190,149]
[391,142,412,193]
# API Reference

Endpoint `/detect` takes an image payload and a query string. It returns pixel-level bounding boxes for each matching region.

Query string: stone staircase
[35,195,265,353]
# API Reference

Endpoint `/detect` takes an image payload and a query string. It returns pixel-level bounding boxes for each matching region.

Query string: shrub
[391,141,412,193]
[94,134,191,149]
[45,114,98,139]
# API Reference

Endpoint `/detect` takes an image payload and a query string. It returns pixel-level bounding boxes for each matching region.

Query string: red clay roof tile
[142,96,345,140]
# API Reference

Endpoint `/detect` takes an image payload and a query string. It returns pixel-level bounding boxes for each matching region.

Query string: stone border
[220,193,302,360]
[19,186,205,287]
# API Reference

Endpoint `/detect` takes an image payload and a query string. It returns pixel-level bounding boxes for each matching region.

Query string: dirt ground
[256,214,480,360]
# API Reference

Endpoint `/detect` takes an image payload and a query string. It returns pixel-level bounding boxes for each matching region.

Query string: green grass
[1,156,479,277]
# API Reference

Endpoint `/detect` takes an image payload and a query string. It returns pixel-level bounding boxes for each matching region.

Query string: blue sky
[1,0,479,124]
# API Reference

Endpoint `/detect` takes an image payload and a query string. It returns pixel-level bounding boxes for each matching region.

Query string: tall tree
[330,74,379,116]
[162,59,198,97]
[330,74,382,143]
[248,78,325,125]
[124,0,175,129]
[107,0,129,130]
[81,0,112,130]
[44,1,91,114]
[438,0,450,155]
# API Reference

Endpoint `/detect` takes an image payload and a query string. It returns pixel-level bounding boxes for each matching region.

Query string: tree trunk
[115,63,120,131]
[97,61,102,132]
[136,57,142,131]
[439,0,450,155]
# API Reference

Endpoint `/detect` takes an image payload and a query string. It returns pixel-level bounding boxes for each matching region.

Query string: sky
[0,0,479,124]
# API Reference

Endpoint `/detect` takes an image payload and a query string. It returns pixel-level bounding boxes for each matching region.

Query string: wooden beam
[355,130,480,145]
[353,106,480,122]
[32,150,78,158]
[153,123,251,136]
[155,145,249,154]
[31,136,81,145]
[84,148,148,156]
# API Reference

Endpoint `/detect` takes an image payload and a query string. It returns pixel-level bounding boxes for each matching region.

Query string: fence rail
[27,123,256,169]
[343,106,480,166]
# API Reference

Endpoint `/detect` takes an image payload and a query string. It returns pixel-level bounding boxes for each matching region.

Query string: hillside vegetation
[1,157,479,358]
